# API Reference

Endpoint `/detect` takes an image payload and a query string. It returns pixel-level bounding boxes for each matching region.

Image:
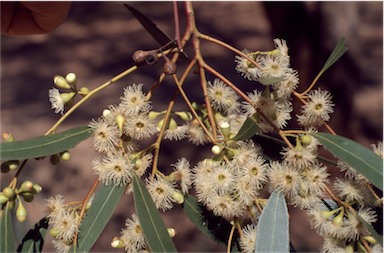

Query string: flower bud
[300,135,312,146]
[219,121,230,139]
[172,191,184,204]
[115,113,125,136]
[60,151,71,161]
[156,119,165,132]
[0,193,9,205]
[50,227,61,238]
[2,132,15,142]
[20,180,34,192]
[21,192,34,202]
[111,236,125,248]
[8,160,19,171]
[344,244,354,253]
[168,118,178,130]
[148,111,160,120]
[3,187,15,199]
[332,209,344,226]
[211,145,222,155]
[167,228,176,238]
[54,75,70,89]
[32,184,42,194]
[50,154,60,165]
[363,235,377,244]
[16,201,27,222]
[61,92,76,104]
[65,73,77,85]
[78,87,89,96]
[175,111,192,121]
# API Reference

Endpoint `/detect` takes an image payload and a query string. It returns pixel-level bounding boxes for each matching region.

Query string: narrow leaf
[320,37,348,74]
[124,4,173,48]
[17,217,49,253]
[133,174,177,252]
[232,114,261,141]
[183,194,240,252]
[74,184,125,252]
[0,204,16,253]
[0,126,93,160]
[310,132,383,190]
[255,190,289,253]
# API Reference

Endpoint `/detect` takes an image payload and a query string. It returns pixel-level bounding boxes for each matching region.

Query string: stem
[198,33,261,69]
[227,221,236,253]
[173,1,183,53]
[46,65,138,135]
[298,71,322,97]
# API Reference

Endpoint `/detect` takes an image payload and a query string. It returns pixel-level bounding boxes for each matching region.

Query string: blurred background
[1,2,382,252]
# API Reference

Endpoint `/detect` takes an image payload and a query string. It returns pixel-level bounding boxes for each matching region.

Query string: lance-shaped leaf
[320,37,348,74]
[73,184,125,252]
[0,204,15,253]
[17,217,49,253]
[358,215,383,247]
[255,190,289,253]
[310,132,383,190]
[232,114,261,141]
[0,126,93,161]
[133,174,177,252]
[183,194,240,252]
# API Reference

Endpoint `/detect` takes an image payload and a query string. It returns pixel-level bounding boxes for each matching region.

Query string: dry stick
[203,62,294,149]
[173,1,183,53]
[227,222,236,253]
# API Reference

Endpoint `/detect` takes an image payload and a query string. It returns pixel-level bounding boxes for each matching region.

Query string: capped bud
[148,111,161,120]
[0,193,9,205]
[175,111,192,121]
[3,187,15,199]
[65,73,77,85]
[20,180,34,192]
[300,135,312,146]
[115,113,126,135]
[344,244,354,253]
[163,59,177,75]
[21,192,34,202]
[32,184,42,194]
[8,160,19,171]
[60,92,76,104]
[111,236,125,248]
[60,151,71,161]
[2,132,15,142]
[219,121,231,139]
[167,228,176,238]
[211,145,222,155]
[156,119,165,132]
[332,208,344,226]
[16,201,27,222]
[54,75,70,89]
[50,154,60,165]
[363,235,377,244]
[50,227,61,238]
[168,118,178,130]
[172,191,184,204]
[78,87,89,96]
[102,109,112,118]
[132,50,149,64]
[134,158,143,170]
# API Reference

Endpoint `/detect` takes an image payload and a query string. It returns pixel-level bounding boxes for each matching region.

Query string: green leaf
[255,190,289,253]
[310,132,383,190]
[132,174,177,253]
[358,215,383,247]
[0,204,16,253]
[0,126,93,160]
[320,37,348,74]
[73,184,125,252]
[17,217,49,253]
[183,194,240,252]
[232,114,261,141]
